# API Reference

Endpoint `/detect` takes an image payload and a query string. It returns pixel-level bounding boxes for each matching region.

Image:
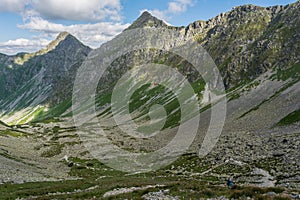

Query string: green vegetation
[33,98,72,123]
[194,32,207,42]
[0,151,295,199]
[277,109,300,126]
[213,163,251,175]
[40,143,63,157]
[40,140,80,158]
[17,106,46,125]
[0,129,27,137]
[271,63,300,81]
[219,57,232,71]
[253,157,283,176]
[239,66,300,119]
[229,186,285,199]
[0,174,291,199]
[68,157,125,178]
[128,83,181,130]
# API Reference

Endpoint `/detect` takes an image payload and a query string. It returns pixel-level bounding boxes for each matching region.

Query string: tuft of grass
[229,186,286,199]
[40,144,63,157]
[0,129,26,137]
[271,63,300,81]
[277,109,300,126]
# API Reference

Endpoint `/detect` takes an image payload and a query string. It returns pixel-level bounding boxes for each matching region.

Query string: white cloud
[0,17,130,54]
[0,0,129,55]
[0,38,50,55]
[0,0,122,22]
[18,17,130,49]
[0,0,29,12]
[144,0,194,22]
[31,0,122,22]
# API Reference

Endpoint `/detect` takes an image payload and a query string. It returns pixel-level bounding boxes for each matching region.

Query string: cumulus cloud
[0,17,130,54]
[144,0,194,22]
[18,17,130,49]
[0,0,29,13]
[0,0,129,54]
[0,0,122,22]
[31,0,122,21]
[0,17,129,54]
[0,38,50,55]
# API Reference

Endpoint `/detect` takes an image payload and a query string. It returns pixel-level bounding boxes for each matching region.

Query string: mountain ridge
[0,1,299,123]
[0,32,91,124]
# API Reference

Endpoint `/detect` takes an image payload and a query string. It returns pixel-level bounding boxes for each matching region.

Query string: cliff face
[184,2,300,87]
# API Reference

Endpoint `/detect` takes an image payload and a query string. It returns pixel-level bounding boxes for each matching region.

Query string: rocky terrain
[0,32,91,124]
[0,1,299,199]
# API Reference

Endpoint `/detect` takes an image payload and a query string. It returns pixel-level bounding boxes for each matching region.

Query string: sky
[0,0,296,55]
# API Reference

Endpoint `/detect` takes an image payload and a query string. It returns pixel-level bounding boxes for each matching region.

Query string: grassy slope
[0,154,293,200]
[277,109,300,126]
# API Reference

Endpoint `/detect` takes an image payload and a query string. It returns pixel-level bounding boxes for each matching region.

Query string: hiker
[227,176,234,189]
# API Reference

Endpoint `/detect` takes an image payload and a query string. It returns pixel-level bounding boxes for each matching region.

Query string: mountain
[185,2,300,88]
[1,3,299,125]
[0,1,299,194]
[0,32,91,124]
[74,2,299,135]
[126,11,169,30]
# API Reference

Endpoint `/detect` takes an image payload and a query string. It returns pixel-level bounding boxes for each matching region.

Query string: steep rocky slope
[0,32,91,124]
[185,2,300,87]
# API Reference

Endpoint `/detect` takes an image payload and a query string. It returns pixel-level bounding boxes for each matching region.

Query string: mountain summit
[126,11,168,30]
[0,32,91,124]
[44,31,71,52]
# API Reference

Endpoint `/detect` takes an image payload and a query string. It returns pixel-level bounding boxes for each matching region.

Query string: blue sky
[0,0,296,55]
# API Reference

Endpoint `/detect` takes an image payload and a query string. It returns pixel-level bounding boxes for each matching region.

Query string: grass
[39,127,80,158]
[253,157,283,176]
[0,179,290,200]
[229,186,286,199]
[277,109,300,126]
[212,163,252,175]
[32,98,72,123]
[97,79,205,132]
[159,153,212,174]
[0,129,27,137]
[40,143,63,157]
[68,157,125,178]
[0,151,295,199]
[270,63,300,81]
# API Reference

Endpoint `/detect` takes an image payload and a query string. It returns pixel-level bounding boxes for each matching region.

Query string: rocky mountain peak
[13,32,89,65]
[139,11,153,19]
[45,31,74,52]
[232,4,264,12]
[125,11,168,30]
